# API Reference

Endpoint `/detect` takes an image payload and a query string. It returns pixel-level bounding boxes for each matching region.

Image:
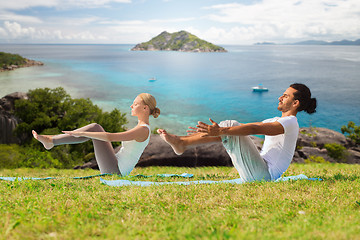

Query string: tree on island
[0,52,43,71]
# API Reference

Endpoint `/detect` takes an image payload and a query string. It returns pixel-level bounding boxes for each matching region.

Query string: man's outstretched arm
[196,118,284,137]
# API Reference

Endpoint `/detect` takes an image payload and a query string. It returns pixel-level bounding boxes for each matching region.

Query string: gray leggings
[52,123,121,175]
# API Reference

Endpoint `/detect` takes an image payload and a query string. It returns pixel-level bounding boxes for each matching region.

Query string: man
[157,83,317,182]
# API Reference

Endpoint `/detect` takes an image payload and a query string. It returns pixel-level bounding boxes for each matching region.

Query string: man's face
[277,87,298,112]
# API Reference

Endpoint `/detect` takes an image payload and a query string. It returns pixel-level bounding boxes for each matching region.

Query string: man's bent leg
[220,120,271,182]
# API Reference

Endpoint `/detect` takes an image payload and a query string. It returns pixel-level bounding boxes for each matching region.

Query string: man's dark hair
[290,83,317,114]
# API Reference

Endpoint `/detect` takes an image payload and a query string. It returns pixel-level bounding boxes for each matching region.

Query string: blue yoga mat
[100,174,322,187]
[0,173,111,181]
[132,173,193,178]
[0,173,193,182]
[0,173,321,186]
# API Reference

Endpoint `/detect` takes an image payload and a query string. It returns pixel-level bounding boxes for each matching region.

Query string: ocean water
[0,44,359,135]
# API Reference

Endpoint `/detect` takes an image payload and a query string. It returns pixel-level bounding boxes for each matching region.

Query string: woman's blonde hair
[138,93,160,118]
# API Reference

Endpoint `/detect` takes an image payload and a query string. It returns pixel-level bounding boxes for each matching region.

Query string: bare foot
[157,129,185,155]
[32,130,54,150]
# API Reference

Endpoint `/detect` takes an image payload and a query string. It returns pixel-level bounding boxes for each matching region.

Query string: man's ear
[293,99,300,108]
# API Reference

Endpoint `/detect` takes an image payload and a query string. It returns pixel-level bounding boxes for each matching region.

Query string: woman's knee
[88,123,105,132]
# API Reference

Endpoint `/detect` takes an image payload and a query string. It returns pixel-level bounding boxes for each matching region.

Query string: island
[0,52,43,72]
[131,30,227,52]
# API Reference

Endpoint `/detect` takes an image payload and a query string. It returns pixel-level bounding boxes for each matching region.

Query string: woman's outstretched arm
[63,125,149,143]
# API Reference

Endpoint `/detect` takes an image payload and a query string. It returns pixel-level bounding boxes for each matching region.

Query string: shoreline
[0,58,44,72]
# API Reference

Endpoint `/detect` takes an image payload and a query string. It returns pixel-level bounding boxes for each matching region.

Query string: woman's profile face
[130,96,147,116]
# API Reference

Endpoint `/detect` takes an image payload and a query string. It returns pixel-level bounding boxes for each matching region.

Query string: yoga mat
[0,173,193,182]
[0,173,111,181]
[133,173,193,178]
[100,174,322,187]
[274,174,321,182]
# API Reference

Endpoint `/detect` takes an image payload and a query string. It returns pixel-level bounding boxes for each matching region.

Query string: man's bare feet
[32,130,54,150]
[157,129,185,155]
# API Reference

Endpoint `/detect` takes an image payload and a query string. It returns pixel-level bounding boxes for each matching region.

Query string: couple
[33,83,316,182]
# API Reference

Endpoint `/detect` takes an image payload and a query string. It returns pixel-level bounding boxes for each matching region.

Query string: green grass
[1,164,360,239]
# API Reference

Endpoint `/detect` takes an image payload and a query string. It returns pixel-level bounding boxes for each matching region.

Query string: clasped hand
[187,118,220,137]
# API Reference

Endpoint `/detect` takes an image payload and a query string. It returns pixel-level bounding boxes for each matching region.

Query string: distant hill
[255,39,360,46]
[131,31,227,52]
[289,39,360,45]
[254,42,276,45]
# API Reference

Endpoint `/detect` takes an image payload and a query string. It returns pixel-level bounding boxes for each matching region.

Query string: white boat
[149,77,157,82]
[252,84,268,92]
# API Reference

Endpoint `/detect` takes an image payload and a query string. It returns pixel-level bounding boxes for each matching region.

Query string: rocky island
[131,31,227,52]
[0,52,43,72]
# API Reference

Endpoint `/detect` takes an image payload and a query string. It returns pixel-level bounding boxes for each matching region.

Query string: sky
[0,0,359,45]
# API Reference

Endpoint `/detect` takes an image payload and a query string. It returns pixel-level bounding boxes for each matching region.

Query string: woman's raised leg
[52,123,104,146]
[33,123,120,174]
[32,123,101,149]
[157,129,221,155]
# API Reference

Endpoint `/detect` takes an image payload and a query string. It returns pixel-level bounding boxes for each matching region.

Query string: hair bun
[152,107,160,118]
[305,98,317,114]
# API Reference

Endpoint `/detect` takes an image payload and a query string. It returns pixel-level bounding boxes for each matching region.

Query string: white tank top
[115,124,151,176]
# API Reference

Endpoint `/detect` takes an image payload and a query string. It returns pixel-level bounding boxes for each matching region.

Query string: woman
[32,93,160,176]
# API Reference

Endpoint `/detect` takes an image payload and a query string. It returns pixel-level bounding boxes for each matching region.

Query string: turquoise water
[1,44,359,134]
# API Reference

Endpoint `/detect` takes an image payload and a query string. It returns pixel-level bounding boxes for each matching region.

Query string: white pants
[219,120,271,182]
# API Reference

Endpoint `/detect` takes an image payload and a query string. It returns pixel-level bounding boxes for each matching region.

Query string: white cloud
[100,17,195,26]
[0,0,358,44]
[107,24,169,37]
[58,0,131,9]
[0,11,43,23]
[100,20,146,25]
[0,27,7,38]
[0,0,58,11]
[4,21,35,39]
[98,17,198,43]
[104,22,183,43]
[149,17,196,24]
[204,0,360,42]
[198,26,274,45]
[0,0,131,11]
[57,16,103,26]
[1,21,108,42]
